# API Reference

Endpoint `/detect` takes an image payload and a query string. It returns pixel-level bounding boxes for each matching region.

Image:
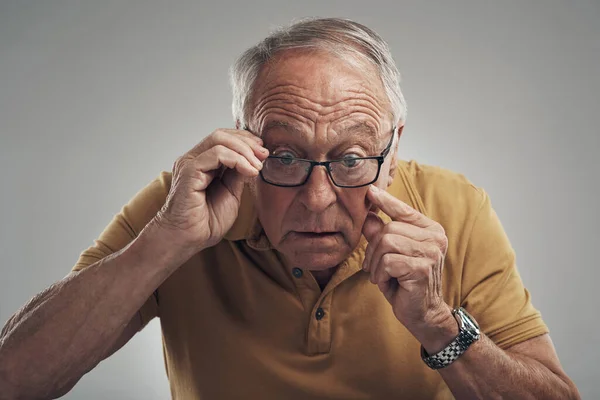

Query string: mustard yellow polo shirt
[72,159,548,399]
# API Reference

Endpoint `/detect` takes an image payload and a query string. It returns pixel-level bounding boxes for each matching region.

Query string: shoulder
[72,171,173,272]
[400,159,482,198]
[121,170,172,235]
[396,160,487,233]
[143,170,172,204]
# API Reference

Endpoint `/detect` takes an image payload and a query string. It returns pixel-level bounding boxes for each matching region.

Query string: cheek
[342,188,372,227]
[255,182,295,236]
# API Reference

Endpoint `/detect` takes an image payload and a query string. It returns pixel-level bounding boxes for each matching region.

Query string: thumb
[362,211,385,242]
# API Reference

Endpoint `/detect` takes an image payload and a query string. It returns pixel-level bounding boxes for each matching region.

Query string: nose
[298,165,337,213]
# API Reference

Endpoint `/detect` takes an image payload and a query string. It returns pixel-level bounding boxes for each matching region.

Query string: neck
[310,267,337,290]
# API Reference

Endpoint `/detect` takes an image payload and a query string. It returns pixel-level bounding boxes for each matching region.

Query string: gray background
[1,0,598,398]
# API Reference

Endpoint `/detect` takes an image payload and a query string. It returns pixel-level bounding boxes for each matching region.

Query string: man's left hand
[362,185,455,345]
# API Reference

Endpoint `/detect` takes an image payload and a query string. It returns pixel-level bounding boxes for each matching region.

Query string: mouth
[294,231,338,237]
[290,231,341,241]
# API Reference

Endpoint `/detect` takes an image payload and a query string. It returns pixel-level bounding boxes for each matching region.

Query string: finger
[191,169,217,192]
[362,211,385,242]
[220,129,270,161]
[195,145,260,178]
[377,279,394,302]
[361,212,385,271]
[188,129,267,163]
[372,253,431,285]
[364,219,435,272]
[376,278,399,304]
[383,219,441,242]
[368,234,441,283]
[222,129,270,162]
[233,132,270,162]
[208,131,266,170]
[367,185,433,228]
[234,135,269,163]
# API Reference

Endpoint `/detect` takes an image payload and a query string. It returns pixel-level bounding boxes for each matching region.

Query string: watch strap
[421,307,481,370]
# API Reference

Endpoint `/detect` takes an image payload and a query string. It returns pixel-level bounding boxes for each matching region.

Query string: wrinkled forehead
[248,49,393,137]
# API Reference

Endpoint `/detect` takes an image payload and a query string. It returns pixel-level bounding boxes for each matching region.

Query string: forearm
[0,220,185,398]
[434,335,577,399]
[415,312,579,399]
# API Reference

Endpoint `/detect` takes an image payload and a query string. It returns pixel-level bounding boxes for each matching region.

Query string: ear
[387,124,404,187]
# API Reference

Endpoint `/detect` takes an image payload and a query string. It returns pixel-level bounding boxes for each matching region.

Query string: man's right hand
[0,130,269,397]
[153,128,268,255]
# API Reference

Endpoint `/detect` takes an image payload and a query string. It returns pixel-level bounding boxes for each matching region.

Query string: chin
[271,230,362,270]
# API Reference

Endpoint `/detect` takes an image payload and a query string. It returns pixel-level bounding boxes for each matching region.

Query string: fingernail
[369,185,380,193]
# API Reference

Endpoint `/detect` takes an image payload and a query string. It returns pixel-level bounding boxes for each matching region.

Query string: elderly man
[0,18,579,399]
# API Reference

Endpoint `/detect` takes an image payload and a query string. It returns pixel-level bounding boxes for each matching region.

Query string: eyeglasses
[258,127,396,188]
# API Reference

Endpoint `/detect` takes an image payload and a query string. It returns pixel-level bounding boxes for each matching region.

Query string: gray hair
[229,17,407,129]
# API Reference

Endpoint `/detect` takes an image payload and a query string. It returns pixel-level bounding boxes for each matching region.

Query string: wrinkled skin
[245,49,403,283]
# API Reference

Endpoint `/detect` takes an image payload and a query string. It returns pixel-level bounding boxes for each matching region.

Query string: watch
[421,307,481,370]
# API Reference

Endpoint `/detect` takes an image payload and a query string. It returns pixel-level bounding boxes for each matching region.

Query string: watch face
[458,308,480,333]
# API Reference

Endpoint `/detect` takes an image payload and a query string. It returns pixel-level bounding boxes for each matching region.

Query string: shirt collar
[222,182,275,251]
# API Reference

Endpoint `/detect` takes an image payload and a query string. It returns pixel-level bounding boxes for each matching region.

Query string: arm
[418,312,580,399]
[0,128,266,399]
[0,220,187,400]
[363,185,580,399]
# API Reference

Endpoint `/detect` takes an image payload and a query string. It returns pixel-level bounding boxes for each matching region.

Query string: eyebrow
[262,120,378,139]
[259,120,309,144]
[340,121,378,138]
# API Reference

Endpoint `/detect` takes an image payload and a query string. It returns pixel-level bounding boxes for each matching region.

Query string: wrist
[410,304,459,355]
[131,219,199,272]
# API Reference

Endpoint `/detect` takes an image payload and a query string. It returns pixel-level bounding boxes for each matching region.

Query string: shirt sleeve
[71,171,172,330]
[460,188,549,349]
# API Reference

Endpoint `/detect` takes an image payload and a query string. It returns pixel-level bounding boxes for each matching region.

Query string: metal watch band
[421,307,481,370]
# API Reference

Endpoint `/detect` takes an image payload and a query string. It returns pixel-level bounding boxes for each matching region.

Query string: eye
[341,154,362,168]
[275,151,296,166]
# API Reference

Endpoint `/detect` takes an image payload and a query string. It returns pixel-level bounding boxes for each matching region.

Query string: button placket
[307,294,333,354]
[290,267,321,315]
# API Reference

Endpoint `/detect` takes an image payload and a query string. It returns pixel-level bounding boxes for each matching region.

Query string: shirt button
[315,307,325,321]
[292,268,303,278]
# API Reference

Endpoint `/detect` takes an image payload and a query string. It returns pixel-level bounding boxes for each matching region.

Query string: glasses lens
[329,158,380,187]
[261,157,311,186]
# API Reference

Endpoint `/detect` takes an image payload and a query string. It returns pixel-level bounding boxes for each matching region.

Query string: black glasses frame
[259,127,396,188]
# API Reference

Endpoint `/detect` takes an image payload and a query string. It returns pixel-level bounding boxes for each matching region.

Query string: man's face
[249,50,398,271]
